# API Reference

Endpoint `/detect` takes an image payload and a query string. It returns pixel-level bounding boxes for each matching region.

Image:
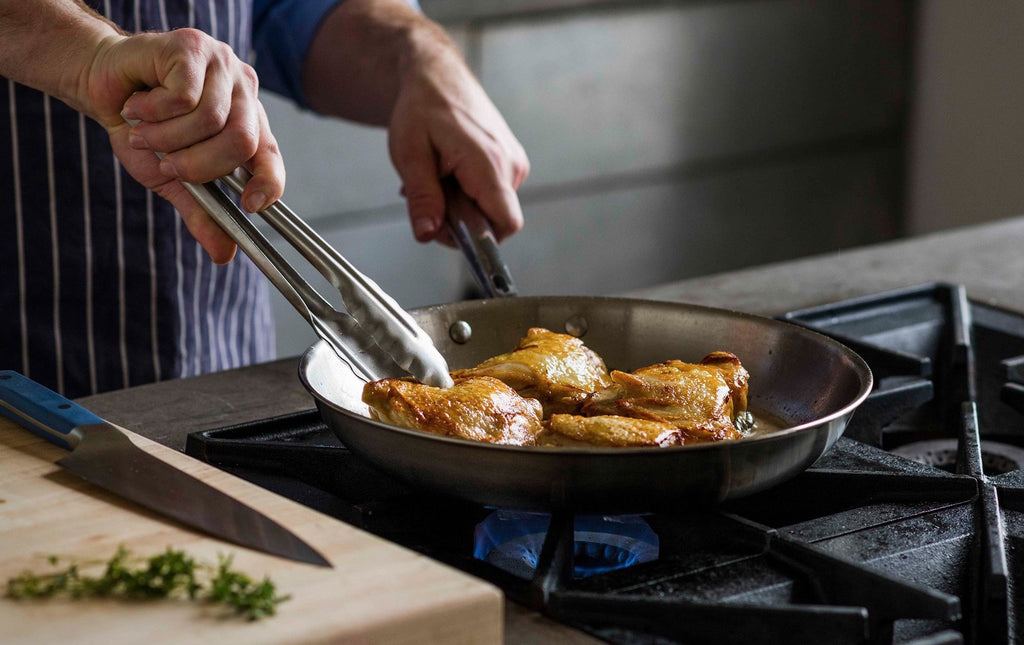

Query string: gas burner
[187,282,1024,645]
[893,439,1024,474]
[473,511,659,579]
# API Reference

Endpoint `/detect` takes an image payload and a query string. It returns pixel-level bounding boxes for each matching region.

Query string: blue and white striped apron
[0,0,275,398]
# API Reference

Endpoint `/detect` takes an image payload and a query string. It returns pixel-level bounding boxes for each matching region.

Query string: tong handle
[222,170,409,327]
[219,169,453,388]
[121,116,425,383]
[175,178,391,382]
[442,177,519,299]
[118,119,315,317]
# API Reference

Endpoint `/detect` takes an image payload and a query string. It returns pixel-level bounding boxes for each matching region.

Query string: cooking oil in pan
[535,408,788,447]
[744,409,788,438]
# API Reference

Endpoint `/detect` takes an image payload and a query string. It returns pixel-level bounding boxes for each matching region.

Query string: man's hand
[86,29,285,263]
[0,1,285,264]
[304,0,529,245]
[387,41,529,245]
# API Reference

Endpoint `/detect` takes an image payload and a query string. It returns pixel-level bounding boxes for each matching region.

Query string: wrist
[304,0,463,121]
[0,1,124,116]
[395,17,459,75]
[61,28,126,119]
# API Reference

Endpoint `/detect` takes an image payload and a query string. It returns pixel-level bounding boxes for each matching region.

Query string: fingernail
[128,130,147,149]
[121,106,139,122]
[245,192,267,212]
[159,159,179,178]
[412,217,437,238]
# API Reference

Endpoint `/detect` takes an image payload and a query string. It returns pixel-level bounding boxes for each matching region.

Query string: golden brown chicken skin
[451,327,612,416]
[700,351,749,415]
[362,375,544,446]
[545,414,684,447]
[580,352,749,443]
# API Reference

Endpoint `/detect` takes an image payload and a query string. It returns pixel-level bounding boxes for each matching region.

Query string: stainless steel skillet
[299,295,872,512]
[153,155,871,513]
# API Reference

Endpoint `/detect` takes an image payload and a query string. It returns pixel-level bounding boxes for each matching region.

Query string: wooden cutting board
[0,418,503,644]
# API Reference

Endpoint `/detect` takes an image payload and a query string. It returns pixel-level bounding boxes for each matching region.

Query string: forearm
[0,1,122,116]
[300,0,528,244]
[302,0,460,124]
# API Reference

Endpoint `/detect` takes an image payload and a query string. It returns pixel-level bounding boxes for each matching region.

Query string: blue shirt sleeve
[252,0,421,109]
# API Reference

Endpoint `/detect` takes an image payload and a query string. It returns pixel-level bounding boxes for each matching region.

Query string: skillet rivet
[449,320,473,344]
[564,315,588,337]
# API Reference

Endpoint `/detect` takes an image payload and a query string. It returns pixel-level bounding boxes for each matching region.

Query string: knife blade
[0,371,331,568]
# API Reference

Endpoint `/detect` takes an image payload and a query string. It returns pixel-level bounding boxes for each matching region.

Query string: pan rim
[299,295,873,456]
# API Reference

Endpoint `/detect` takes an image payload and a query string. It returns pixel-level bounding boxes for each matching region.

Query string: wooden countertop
[0,420,503,644]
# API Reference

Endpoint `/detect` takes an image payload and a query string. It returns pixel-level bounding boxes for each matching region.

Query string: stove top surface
[186,283,1024,644]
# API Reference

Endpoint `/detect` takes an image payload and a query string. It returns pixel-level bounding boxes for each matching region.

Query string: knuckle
[262,135,281,158]
[513,145,531,178]
[508,214,525,234]
[513,160,530,187]
[474,141,507,177]
[170,28,207,51]
[169,89,201,114]
[212,39,232,56]
[219,41,239,64]
[226,125,259,160]
[197,104,229,134]
[239,63,259,91]
[181,28,208,44]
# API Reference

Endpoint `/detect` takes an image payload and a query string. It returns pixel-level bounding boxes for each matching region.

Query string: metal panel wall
[261,0,911,357]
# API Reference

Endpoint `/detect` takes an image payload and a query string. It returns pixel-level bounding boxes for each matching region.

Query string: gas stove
[185,283,1024,644]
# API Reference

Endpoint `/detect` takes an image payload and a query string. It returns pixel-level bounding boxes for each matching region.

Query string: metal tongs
[127,116,523,386]
[173,167,454,388]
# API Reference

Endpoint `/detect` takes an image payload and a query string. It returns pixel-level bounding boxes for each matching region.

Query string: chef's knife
[0,371,331,568]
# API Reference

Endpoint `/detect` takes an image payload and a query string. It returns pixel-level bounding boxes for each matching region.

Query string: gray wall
[261,0,911,357]
[907,1,1024,234]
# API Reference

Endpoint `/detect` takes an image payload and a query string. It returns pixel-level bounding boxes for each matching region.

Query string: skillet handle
[443,177,519,299]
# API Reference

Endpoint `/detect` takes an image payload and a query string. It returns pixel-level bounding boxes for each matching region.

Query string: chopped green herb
[6,546,288,620]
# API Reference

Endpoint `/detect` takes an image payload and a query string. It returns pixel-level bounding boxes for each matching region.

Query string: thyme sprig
[5,546,289,620]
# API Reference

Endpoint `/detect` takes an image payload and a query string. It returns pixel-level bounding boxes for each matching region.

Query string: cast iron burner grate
[186,283,1024,645]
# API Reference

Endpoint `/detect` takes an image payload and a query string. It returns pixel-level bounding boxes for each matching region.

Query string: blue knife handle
[0,371,104,450]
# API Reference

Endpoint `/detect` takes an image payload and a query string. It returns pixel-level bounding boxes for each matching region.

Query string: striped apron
[0,0,275,399]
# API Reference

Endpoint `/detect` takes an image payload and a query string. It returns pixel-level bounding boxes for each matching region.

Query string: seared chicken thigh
[546,414,685,447]
[362,376,544,446]
[580,352,749,443]
[364,333,752,449]
[451,328,612,415]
